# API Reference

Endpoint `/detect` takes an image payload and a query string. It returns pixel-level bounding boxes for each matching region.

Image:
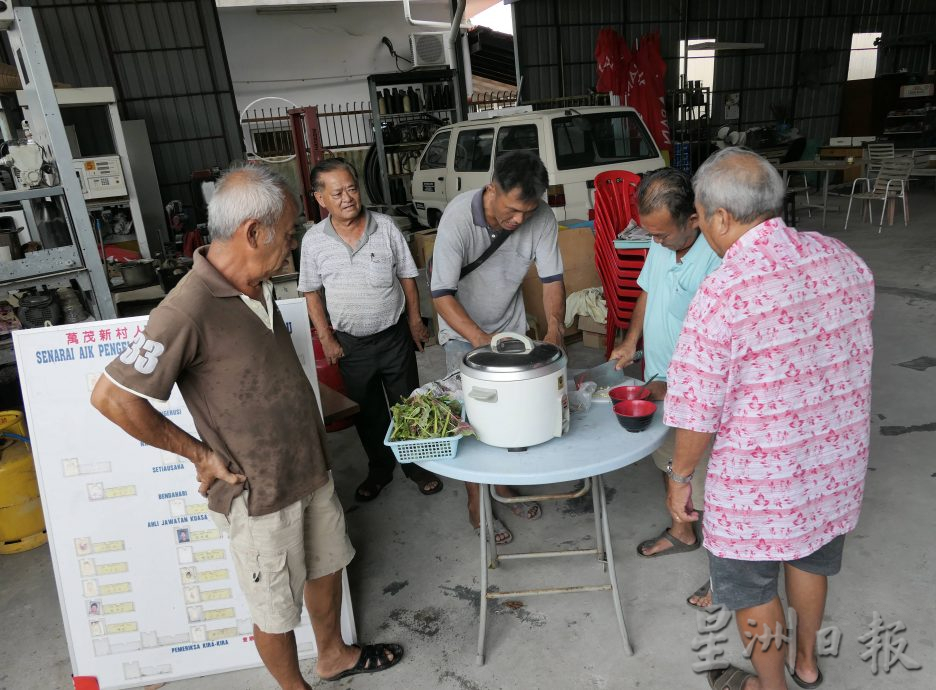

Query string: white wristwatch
[665,460,693,484]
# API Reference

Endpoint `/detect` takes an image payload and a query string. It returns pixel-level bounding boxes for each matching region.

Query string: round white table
[420,401,669,665]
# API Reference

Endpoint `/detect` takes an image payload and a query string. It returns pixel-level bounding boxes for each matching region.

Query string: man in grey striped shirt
[300,159,442,502]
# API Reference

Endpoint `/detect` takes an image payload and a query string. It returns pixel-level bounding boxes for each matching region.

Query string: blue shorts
[708,535,846,611]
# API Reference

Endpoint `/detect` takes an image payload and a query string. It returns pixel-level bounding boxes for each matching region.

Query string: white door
[413,129,452,226]
[448,127,495,199]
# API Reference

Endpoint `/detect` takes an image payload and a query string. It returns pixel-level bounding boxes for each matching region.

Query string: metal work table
[776,159,857,228]
[420,402,668,665]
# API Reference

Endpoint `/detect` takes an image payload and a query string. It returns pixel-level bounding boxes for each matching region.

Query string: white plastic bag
[568,380,598,413]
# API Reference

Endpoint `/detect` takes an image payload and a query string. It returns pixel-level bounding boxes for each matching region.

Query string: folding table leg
[484,485,499,569]
[598,475,634,655]
[592,477,605,570]
[477,484,490,666]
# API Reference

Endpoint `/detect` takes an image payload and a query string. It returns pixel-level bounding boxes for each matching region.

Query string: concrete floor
[2,188,935,690]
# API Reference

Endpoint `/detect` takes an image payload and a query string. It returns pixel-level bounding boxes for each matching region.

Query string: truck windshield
[551,112,657,170]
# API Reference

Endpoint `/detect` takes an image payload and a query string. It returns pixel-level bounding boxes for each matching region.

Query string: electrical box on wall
[73,156,127,199]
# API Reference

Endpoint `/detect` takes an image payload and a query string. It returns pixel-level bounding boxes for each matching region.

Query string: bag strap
[459,229,509,280]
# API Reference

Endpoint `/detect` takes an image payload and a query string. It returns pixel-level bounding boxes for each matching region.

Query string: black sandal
[320,642,404,681]
[355,475,392,502]
[405,465,443,495]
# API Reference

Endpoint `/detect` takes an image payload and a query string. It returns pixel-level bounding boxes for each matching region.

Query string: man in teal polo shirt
[610,167,721,607]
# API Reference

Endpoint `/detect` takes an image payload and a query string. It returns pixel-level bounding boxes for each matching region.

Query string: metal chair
[767,152,811,220]
[783,172,811,219]
[844,157,913,233]
[865,142,895,179]
[909,148,936,192]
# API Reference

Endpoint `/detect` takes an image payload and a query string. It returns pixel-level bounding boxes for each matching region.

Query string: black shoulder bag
[427,230,510,290]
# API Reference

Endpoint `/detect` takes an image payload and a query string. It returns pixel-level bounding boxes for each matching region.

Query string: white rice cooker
[460,332,569,450]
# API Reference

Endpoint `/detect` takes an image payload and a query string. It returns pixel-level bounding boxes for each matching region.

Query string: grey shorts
[208,475,355,633]
[443,338,474,374]
[708,535,846,611]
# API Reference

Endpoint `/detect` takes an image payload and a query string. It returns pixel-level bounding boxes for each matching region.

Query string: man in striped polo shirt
[300,158,442,502]
[665,148,874,690]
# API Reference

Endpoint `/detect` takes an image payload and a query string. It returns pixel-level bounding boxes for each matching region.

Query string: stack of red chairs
[592,170,649,359]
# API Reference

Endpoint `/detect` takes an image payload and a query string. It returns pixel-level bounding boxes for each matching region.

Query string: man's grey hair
[207,163,295,243]
[637,167,695,227]
[692,147,785,223]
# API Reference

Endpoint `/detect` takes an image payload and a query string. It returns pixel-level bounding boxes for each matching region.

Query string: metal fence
[469,90,519,111]
[241,102,376,158]
[241,105,293,159]
[318,102,375,150]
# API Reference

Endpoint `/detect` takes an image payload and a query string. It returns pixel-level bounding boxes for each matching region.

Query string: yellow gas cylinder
[0,410,48,554]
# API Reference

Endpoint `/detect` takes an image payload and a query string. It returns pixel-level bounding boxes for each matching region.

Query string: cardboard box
[582,331,604,349]
[577,315,606,334]
[409,229,437,268]
[899,83,934,98]
[521,226,601,340]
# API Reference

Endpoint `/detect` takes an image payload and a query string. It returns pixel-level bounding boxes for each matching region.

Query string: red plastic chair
[592,170,648,358]
[593,170,641,241]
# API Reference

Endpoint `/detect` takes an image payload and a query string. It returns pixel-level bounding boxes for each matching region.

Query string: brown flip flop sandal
[708,665,756,690]
[636,528,700,557]
[686,580,713,609]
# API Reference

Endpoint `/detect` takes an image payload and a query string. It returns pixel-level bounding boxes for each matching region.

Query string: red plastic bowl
[613,400,657,432]
[609,385,652,402]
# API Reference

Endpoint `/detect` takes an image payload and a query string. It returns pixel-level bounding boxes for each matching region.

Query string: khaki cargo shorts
[209,475,355,634]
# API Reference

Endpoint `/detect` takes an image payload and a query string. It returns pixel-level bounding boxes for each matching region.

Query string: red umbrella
[624,32,671,155]
[595,28,631,100]
[595,28,619,93]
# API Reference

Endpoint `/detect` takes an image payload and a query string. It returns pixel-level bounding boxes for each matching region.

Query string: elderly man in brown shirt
[91,164,403,687]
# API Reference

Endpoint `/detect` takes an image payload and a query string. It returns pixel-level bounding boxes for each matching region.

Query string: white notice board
[12,298,355,690]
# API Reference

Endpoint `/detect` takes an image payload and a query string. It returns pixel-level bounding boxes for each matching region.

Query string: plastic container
[383,422,463,463]
[0,410,48,554]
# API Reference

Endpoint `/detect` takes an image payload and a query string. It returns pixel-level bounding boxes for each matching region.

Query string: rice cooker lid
[463,333,564,377]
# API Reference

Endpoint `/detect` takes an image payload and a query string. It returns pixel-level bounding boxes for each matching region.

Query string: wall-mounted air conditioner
[409,32,454,67]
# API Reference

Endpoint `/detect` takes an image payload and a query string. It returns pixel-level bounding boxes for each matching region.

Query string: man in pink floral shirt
[664,148,874,690]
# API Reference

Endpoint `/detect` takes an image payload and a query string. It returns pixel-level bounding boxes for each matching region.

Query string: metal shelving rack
[0,8,116,325]
[667,81,711,174]
[881,83,935,147]
[14,86,160,261]
[367,68,464,208]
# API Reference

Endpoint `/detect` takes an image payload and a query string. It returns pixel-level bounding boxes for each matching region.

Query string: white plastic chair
[844,157,913,233]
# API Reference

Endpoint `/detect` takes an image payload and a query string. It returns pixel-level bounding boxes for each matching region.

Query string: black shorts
[708,535,846,611]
